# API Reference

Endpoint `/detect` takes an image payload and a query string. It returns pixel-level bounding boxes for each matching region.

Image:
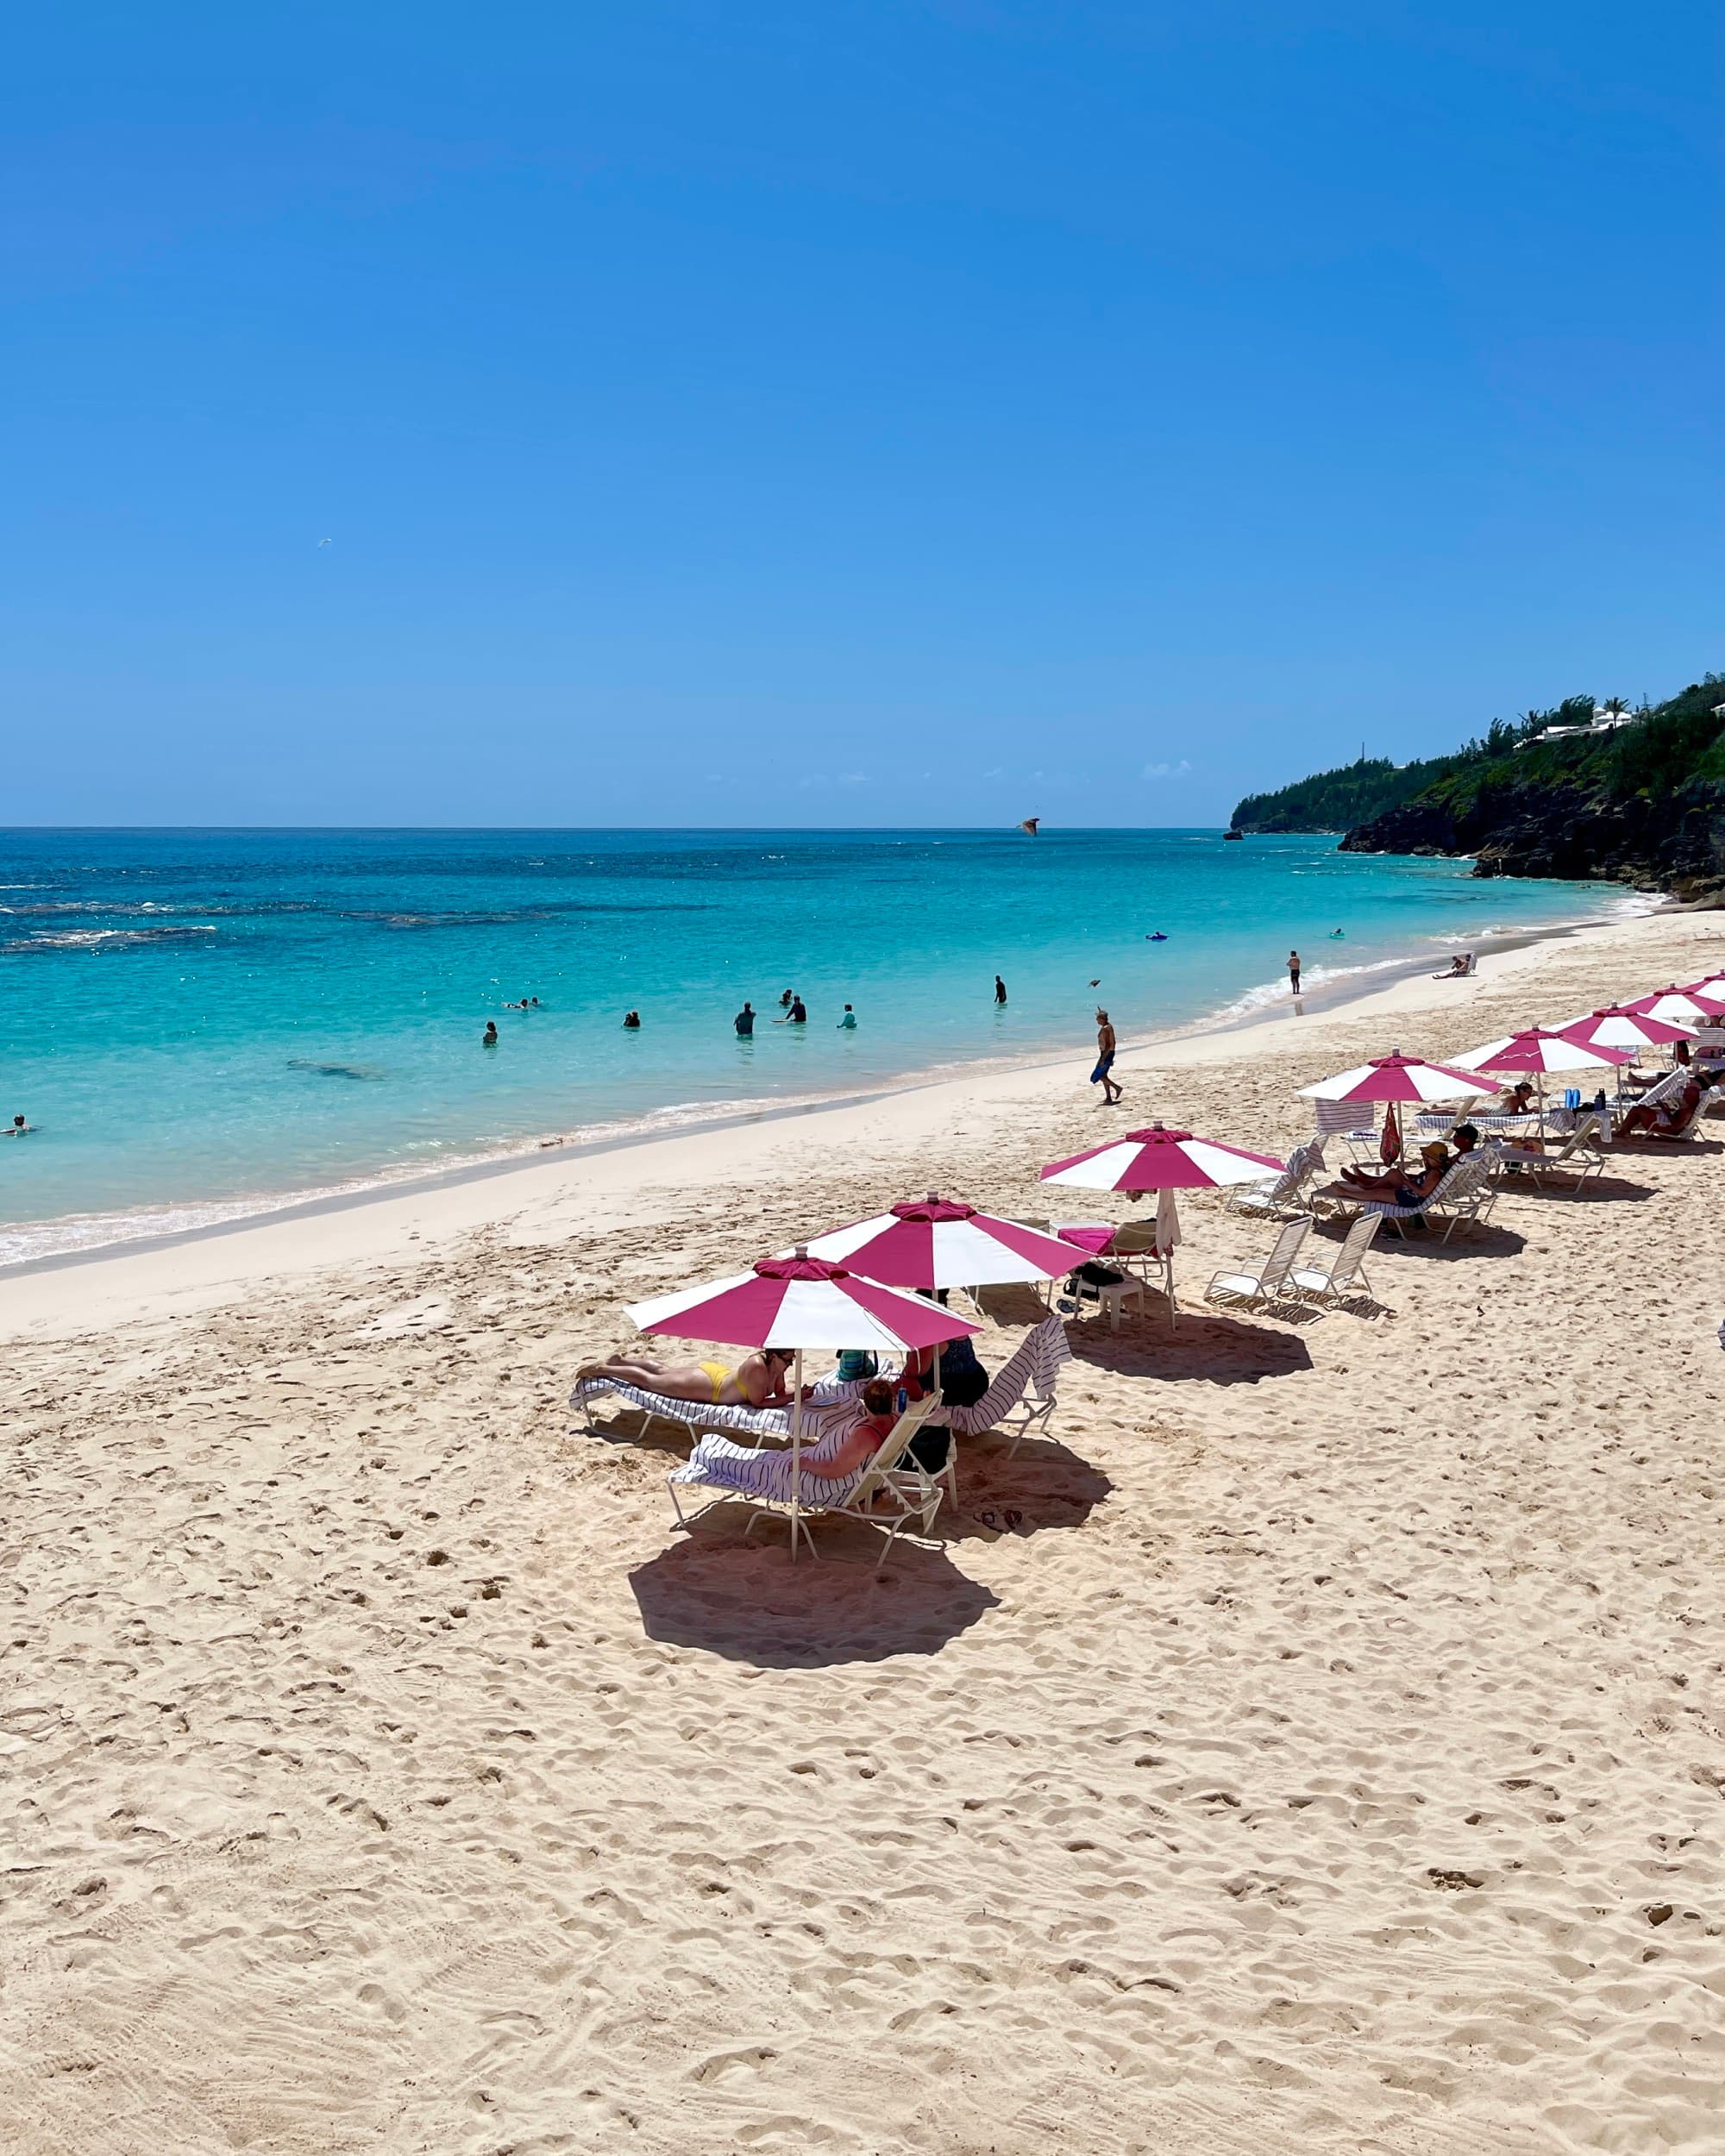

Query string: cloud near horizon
[1142,759,1193,780]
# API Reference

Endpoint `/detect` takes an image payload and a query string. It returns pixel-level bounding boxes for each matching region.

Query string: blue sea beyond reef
[0,827,1631,1264]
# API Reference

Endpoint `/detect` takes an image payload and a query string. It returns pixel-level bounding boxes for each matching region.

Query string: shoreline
[1,893,1702,1342]
[0,885,1654,1282]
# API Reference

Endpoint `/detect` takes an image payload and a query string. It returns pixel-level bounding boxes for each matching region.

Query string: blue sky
[3,3,1717,827]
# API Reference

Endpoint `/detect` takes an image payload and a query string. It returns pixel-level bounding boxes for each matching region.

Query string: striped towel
[1315,1099,1376,1138]
[670,1403,868,1505]
[945,1315,1071,1434]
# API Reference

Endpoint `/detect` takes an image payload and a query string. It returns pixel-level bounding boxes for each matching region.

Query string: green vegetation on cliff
[1231,677,1725,898]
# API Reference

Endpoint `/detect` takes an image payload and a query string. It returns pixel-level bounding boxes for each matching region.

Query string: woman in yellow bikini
[574,1344,798,1407]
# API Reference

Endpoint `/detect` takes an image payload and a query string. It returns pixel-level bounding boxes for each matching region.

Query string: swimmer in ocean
[837,1004,857,1029]
[4,1113,29,1136]
[623,1010,641,1028]
[483,1021,499,1046]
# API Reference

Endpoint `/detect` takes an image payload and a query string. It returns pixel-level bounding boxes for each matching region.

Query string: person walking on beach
[734,1002,756,1037]
[994,975,1007,1005]
[1090,1009,1123,1105]
[837,1004,857,1030]
[1288,950,1302,996]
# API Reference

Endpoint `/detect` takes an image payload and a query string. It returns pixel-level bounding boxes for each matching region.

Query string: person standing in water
[483,1021,499,1046]
[837,1005,857,1030]
[734,1001,756,1037]
[994,975,1007,1006]
[1090,1008,1123,1105]
[1288,950,1302,996]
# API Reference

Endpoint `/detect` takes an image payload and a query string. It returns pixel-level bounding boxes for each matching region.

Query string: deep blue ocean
[0,828,1625,1263]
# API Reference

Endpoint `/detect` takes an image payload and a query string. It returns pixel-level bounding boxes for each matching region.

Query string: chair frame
[1204,1216,1312,1312]
[668,1391,946,1571]
[1286,1213,1382,1310]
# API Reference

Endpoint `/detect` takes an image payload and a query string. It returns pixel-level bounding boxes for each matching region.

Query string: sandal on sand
[1005,1508,1024,1532]
[977,1510,999,1530]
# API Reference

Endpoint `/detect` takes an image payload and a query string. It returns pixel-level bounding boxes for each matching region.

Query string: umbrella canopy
[1559,1006,1694,1054]
[1041,1121,1282,1192]
[1297,1050,1485,1104]
[626,1250,980,1353]
[1449,1027,1631,1076]
[792,1194,1084,1289]
[1628,983,1725,1024]
[1681,973,1725,1004]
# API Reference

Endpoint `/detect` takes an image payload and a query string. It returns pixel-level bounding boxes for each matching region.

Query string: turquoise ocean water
[0,828,1628,1264]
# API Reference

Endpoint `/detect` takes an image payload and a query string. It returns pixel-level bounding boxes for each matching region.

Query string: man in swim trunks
[994,975,1007,1005]
[575,1345,798,1407]
[1090,1008,1123,1104]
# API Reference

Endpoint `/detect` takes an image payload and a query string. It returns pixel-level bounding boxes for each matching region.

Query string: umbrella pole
[789,1348,803,1564]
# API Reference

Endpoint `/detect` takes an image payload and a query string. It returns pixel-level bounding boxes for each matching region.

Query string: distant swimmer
[623,1010,641,1029]
[994,975,1007,1005]
[1088,979,1101,987]
[483,1021,499,1046]
[1288,950,1302,996]
[734,1001,756,1037]
[1148,931,1168,941]
[837,1005,857,1030]
[4,1113,29,1135]
[780,989,795,1007]
[1329,929,1345,939]
[775,996,807,1025]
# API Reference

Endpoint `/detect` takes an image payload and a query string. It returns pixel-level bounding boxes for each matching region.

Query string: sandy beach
[5,902,1724,2156]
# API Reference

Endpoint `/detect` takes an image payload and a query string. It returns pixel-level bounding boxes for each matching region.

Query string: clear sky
[4,3,1718,828]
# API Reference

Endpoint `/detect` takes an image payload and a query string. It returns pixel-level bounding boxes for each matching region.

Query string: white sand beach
[4,904,1724,2155]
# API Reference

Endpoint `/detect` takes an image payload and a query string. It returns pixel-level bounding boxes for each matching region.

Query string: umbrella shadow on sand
[1067,1312,1315,1386]
[629,1530,997,1667]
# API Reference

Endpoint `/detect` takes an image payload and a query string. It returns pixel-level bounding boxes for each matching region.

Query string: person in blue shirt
[837,1005,857,1030]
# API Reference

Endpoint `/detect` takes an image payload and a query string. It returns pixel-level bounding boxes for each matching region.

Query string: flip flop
[1005,1508,1024,1532]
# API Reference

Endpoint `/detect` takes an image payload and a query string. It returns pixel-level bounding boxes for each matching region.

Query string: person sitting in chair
[1335,1141,1451,1208]
[1617,1076,1703,1140]
[681,1378,906,1503]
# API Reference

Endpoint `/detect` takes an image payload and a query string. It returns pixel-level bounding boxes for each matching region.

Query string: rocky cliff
[1330,677,1725,904]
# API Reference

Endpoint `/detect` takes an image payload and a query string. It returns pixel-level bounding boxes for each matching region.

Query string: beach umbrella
[1628,983,1725,1025]
[1040,1123,1283,1326]
[792,1194,1088,1292]
[1559,1006,1695,1056]
[1040,1121,1283,1192]
[1682,973,1725,1004]
[1448,1027,1631,1137]
[627,1250,979,1561]
[1296,1050,1485,1105]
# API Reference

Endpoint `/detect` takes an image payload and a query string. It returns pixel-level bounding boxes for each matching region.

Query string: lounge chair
[1609,1066,1689,1137]
[1616,1079,1716,1144]
[1228,1138,1327,1218]
[1204,1217,1311,1312]
[667,1391,946,1570]
[1333,1153,1496,1241]
[1490,1123,1607,1196]
[1286,1213,1382,1310]
[569,1376,850,1447]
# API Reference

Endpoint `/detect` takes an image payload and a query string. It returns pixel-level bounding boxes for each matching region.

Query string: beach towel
[669,1401,869,1506]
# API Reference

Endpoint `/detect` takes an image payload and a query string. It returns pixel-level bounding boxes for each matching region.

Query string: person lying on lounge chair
[1333,1141,1451,1206]
[1623,1041,1692,1092]
[1496,1080,1537,1116]
[1616,1077,1703,1140]
[575,1344,799,1407]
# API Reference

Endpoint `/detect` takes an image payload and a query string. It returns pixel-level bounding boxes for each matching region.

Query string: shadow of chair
[1067,1311,1316,1385]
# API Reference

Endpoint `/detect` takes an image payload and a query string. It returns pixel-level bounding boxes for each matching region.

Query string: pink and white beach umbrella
[1450,1027,1634,1077]
[1682,974,1725,1005]
[1296,1050,1485,1105]
[793,1194,1086,1290]
[628,1249,976,1356]
[1559,1006,1695,1055]
[1040,1121,1283,1193]
[1628,983,1725,1025]
[1039,1124,1281,1328]
[626,1250,980,1561]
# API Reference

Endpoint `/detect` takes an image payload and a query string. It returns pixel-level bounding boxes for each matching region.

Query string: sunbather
[681,1378,904,1501]
[1496,1079,1537,1116]
[1433,952,1474,979]
[1334,1141,1451,1206]
[1624,1041,1692,1091]
[1616,1077,1703,1139]
[574,1344,798,1407]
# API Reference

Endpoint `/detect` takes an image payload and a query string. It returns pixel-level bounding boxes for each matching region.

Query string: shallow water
[0,827,1623,1262]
